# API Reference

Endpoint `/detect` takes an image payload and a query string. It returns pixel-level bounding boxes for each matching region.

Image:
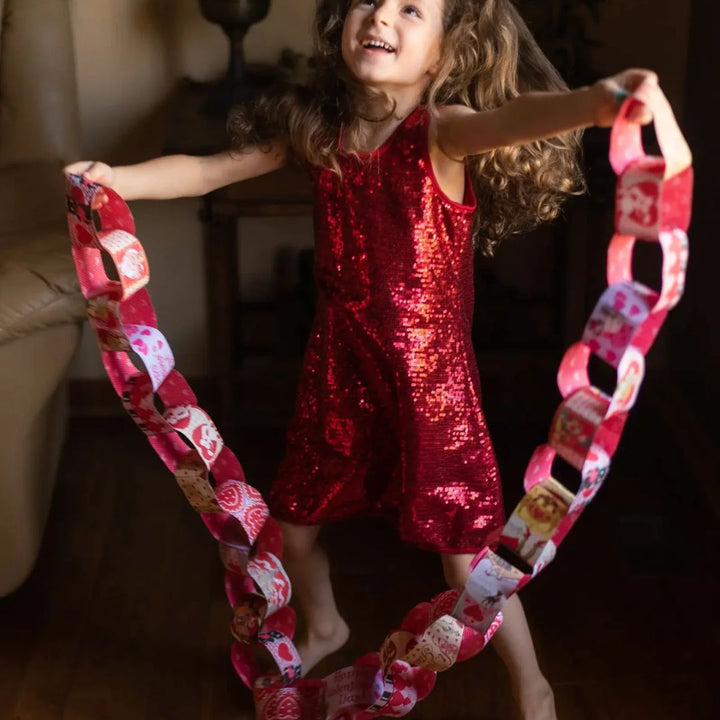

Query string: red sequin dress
[268,107,505,553]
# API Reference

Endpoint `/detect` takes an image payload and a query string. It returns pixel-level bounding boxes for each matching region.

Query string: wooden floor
[1,384,718,720]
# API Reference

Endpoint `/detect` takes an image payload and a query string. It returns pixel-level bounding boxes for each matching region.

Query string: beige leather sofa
[0,0,87,595]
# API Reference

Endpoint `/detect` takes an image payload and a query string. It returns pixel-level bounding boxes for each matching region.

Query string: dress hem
[268,504,501,555]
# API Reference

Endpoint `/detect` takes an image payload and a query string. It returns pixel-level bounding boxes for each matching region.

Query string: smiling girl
[66,2,657,717]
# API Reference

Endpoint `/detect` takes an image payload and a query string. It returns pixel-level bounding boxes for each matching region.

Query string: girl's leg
[442,554,557,720]
[279,520,350,674]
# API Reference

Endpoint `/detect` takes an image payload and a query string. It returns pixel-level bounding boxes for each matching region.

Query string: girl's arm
[436,69,657,161]
[64,141,287,202]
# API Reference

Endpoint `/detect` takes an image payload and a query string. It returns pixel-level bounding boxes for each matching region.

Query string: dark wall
[669,0,720,432]
[589,0,690,116]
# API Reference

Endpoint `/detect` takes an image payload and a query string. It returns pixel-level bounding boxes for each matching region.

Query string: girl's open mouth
[362,39,396,53]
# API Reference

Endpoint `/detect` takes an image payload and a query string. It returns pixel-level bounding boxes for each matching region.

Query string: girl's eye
[403,5,421,17]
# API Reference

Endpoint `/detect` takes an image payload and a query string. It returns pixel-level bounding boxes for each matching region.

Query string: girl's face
[341,0,445,98]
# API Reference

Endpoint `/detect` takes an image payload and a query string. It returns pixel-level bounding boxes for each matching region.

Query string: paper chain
[66,87,692,720]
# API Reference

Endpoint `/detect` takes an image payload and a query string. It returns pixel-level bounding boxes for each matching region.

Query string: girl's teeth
[364,41,393,52]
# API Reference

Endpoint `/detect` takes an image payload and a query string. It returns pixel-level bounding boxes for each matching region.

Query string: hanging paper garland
[65,84,692,720]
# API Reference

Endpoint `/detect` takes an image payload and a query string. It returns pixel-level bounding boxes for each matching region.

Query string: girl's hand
[63,161,113,208]
[592,69,658,128]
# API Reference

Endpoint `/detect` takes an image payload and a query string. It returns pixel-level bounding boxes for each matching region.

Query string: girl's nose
[370,3,391,27]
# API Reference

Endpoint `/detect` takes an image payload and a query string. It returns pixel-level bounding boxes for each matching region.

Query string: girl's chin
[348,69,392,87]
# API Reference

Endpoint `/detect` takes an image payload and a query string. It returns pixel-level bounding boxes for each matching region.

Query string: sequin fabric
[268,107,505,552]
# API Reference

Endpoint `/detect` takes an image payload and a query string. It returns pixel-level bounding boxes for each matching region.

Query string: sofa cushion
[0,227,86,345]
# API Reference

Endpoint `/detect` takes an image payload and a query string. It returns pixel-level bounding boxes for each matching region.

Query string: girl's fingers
[628,105,654,125]
[632,78,658,106]
[608,71,657,126]
[64,161,113,184]
[83,163,106,181]
[618,69,658,94]
[627,77,656,125]
[90,192,109,210]
[63,161,90,176]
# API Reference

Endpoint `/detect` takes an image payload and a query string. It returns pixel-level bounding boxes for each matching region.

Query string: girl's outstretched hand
[63,161,113,208]
[592,69,658,128]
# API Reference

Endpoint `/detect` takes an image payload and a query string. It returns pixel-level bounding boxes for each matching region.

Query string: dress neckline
[340,106,424,158]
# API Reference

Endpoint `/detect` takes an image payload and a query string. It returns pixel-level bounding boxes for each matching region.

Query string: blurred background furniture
[0,0,86,596]
[165,78,313,432]
[198,0,272,109]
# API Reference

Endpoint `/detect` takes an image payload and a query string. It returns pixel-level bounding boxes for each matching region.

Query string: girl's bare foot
[297,617,350,676]
[514,677,557,720]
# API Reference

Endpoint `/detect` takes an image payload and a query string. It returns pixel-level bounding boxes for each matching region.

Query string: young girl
[67,1,657,717]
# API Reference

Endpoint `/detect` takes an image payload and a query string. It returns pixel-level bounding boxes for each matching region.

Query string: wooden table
[165,79,313,430]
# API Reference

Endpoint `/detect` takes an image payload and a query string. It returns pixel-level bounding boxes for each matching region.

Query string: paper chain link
[65,87,692,720]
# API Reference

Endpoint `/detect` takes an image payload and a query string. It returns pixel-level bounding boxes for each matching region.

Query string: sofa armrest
[0,228,86,345]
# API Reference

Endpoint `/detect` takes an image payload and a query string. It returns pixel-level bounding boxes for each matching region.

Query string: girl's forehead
[424,0,446,12]
[413,0,445,10]
[345,0,449,26]
[350,0,446,11]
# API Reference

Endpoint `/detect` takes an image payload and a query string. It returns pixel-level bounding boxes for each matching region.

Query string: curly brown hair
[229,0,585,255]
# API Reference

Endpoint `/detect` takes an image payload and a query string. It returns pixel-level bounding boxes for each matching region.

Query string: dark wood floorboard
[1,381,718,719]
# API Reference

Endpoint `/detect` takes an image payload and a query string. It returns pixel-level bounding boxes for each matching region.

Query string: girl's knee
[443,565,469,591]
[279,520,321,559]
[441,553,473,591]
